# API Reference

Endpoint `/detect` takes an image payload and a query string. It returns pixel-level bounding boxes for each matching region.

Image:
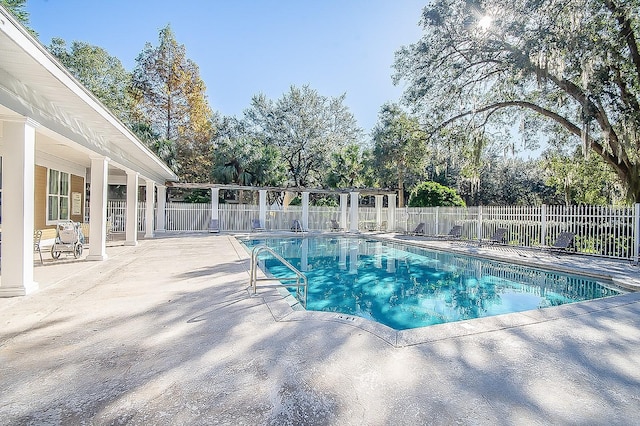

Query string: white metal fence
[104,201,639,261]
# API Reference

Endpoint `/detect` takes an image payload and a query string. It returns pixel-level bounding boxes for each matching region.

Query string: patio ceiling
[0,7,177,183]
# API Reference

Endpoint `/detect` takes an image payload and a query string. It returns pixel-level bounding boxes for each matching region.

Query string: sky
[25,0,427,137]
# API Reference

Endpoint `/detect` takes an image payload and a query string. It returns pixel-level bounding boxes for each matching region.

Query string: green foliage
[183,189,211,203]
[0,0,32,30]
[325,144,374,189]
[408,181,465,207]
[212,118,287,186]
[49,38,134,124]
[394,0,640,201]
[244,85,362,187]
[542,148,623,205]
[372,103,428,206]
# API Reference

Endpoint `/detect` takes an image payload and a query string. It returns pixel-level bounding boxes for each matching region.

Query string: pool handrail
[249,244,308,307]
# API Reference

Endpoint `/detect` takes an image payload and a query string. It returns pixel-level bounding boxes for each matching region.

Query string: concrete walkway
[1,233,639,425]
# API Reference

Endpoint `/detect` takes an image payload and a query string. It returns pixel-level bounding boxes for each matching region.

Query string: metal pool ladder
[249,245,308,307]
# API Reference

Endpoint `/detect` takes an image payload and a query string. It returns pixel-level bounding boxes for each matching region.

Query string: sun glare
[478,15,493,31]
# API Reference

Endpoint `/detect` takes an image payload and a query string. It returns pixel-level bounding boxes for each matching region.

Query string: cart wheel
[74,244,83,259]
[51,247,61,259]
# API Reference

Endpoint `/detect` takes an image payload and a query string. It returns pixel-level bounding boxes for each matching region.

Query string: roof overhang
[0,6,178,183]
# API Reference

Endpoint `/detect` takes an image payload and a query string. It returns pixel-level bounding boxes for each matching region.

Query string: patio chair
[208,219,220,233]
[251,219,265,232]
[408,222,426,235]
[330,219,343,231]
[34,229,43,264]
[479,227,508,245]
[291,219,303,232]
[546,231,575,252]
[433,225,463,239]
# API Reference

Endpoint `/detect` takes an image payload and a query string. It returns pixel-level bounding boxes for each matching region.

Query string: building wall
[34,164,85,234]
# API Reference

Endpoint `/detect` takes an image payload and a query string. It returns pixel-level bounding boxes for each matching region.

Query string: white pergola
[168,183,398,232]
[0,7,178,296]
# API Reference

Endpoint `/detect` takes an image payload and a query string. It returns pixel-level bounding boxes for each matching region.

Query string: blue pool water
[241,236,624,330]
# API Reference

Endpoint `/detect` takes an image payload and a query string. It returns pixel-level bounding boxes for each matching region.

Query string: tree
[244,85,362,187]
[408,181,465,207]
[372,103,428,206]
[542,148,623,205]
[131,25,214,182]
[1,0,31,29]
[394,0,640,202]
[49,38,134,124]
[325,144,374,189]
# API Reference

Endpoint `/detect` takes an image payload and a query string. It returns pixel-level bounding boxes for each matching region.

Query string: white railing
[102,201,640,261]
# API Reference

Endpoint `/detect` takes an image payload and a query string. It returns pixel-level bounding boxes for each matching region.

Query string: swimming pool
[241,236,625,330]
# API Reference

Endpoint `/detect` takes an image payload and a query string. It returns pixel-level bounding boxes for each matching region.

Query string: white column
[144,179,155,238]
[301,238,309,271]
[156,185,166,232]
[375,194,384,230]
[388,193,397,232]
[301,191,310,231]
[349,191,359,233]
[0,118,38,296]
[210,188,219,221]
[87,156,109,261]
[339,193,348,230]
[259,190,267,229]
[125,171,139,246]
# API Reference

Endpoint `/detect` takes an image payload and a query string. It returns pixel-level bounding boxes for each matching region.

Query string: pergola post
[302,191,310,231]
[0,118,38,297]
[339,193,348,230]
[210,188,219,221]
[87,156,109,261]
[125,171,139,246]
[156,185,166,232]
[375,194,384,230]
[259,189,267,229]
[144,179,155,238]
[349,191,359,233]
[388,193,397,232]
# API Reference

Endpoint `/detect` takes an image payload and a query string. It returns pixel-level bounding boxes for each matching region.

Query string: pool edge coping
[231,232,640,348]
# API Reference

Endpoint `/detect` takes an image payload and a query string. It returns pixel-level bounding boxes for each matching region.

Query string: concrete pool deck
[1,232,640,424]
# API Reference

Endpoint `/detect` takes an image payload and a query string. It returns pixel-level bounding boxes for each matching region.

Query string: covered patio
[0,6,177,296]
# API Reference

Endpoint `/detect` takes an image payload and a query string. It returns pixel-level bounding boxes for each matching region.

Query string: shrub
[408,181,466,207]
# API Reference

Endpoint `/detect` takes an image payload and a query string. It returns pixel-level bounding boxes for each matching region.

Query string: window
[47,169,70,222]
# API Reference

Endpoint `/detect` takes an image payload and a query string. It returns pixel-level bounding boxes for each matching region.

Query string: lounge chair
[251,219,265,232]
[291,219,303,232]
[208,219,220,233]
[408,223,426,235]
[330,219,343,231]
[479,227,508,245]
[546,231,575,252]
[433,225,462,239]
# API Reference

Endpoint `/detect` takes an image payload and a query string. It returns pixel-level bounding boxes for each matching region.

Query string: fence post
[435,206,439,235]
[477,205,483,240]
[634,203,640,264]
[541,204,547,246]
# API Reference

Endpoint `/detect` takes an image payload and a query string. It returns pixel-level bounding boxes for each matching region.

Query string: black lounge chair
[479,227,508,245]
[409,223,426,235]
[546,231,575,252]
[434,225,463,239]
[251,219,265,232]
[291,219,303,232]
